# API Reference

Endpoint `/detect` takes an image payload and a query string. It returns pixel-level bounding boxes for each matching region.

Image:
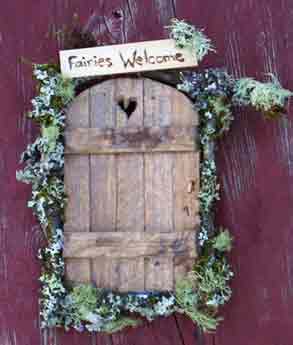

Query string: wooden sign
[59,39,198,78]
[64,78,199,291]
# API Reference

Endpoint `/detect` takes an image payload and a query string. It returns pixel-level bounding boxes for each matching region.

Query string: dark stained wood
[4,0,293,344]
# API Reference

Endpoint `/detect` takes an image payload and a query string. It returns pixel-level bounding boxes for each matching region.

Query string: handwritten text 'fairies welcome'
[59,39,198,78]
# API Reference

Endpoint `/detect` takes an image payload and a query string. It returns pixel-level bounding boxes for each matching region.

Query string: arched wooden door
[63,78,199,292]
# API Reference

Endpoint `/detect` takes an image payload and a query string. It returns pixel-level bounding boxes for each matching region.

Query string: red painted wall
[1,1,293,344]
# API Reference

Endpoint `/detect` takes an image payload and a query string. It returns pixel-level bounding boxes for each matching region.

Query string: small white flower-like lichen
[168,18,215,62]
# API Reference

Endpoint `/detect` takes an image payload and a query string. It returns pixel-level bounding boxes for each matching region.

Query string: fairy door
[63,78,199,292]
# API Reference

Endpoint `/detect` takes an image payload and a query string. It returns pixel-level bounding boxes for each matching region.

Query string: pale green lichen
[175,228,233,332]
[233,74,292,117]
[175,277,221,332]
[100,317,141,334]
[55,76,76,105]
[69,285,99,319]
[42,124,60,153]
[168,18,215,62]
[212,229,233,252]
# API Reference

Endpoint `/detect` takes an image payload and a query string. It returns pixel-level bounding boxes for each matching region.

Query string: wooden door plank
[115,78,145,291]
[142,78,199,290]
[144,153,174,233]
[89,79,146,290]
[92,257,145,292]
[169,81,199,285]
[65,126,198,154]
[174,152,200,232]
[174,256,195,283]
[65,89,91,283]
[66,89,90,129]
[145,257,174,290]
[143,79,175,289]
[114,78,144,128]
[89,80,116,129]
[143,79,174,127]
[90,155,117,233]
[89,80,118,289]
[116,154,144,232]
[63,231,197,259]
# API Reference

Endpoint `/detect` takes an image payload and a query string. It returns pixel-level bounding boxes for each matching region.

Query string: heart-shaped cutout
[118,98,137,119]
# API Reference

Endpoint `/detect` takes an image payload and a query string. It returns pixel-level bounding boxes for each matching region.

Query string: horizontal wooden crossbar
[63,231,197,259]
[65,126,198,154]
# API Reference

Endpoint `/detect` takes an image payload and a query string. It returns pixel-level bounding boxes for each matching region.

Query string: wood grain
[174,152,200,231]
[64,89,91,283]
[63,231,197,258]
[89,79,118,289]
[114,78,145,291]
[64,77,199,292]
[65,126,198,154]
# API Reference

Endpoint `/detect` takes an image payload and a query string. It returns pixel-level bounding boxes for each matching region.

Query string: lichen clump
[176,230,233,332]
[233,74,292,118]
[168,18,215,62]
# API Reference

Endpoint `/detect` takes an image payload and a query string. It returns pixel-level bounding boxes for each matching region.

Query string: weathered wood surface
[3,0,293,344]
[65,126,198,154]
[64,78,199,291]
[63,231,197,258]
